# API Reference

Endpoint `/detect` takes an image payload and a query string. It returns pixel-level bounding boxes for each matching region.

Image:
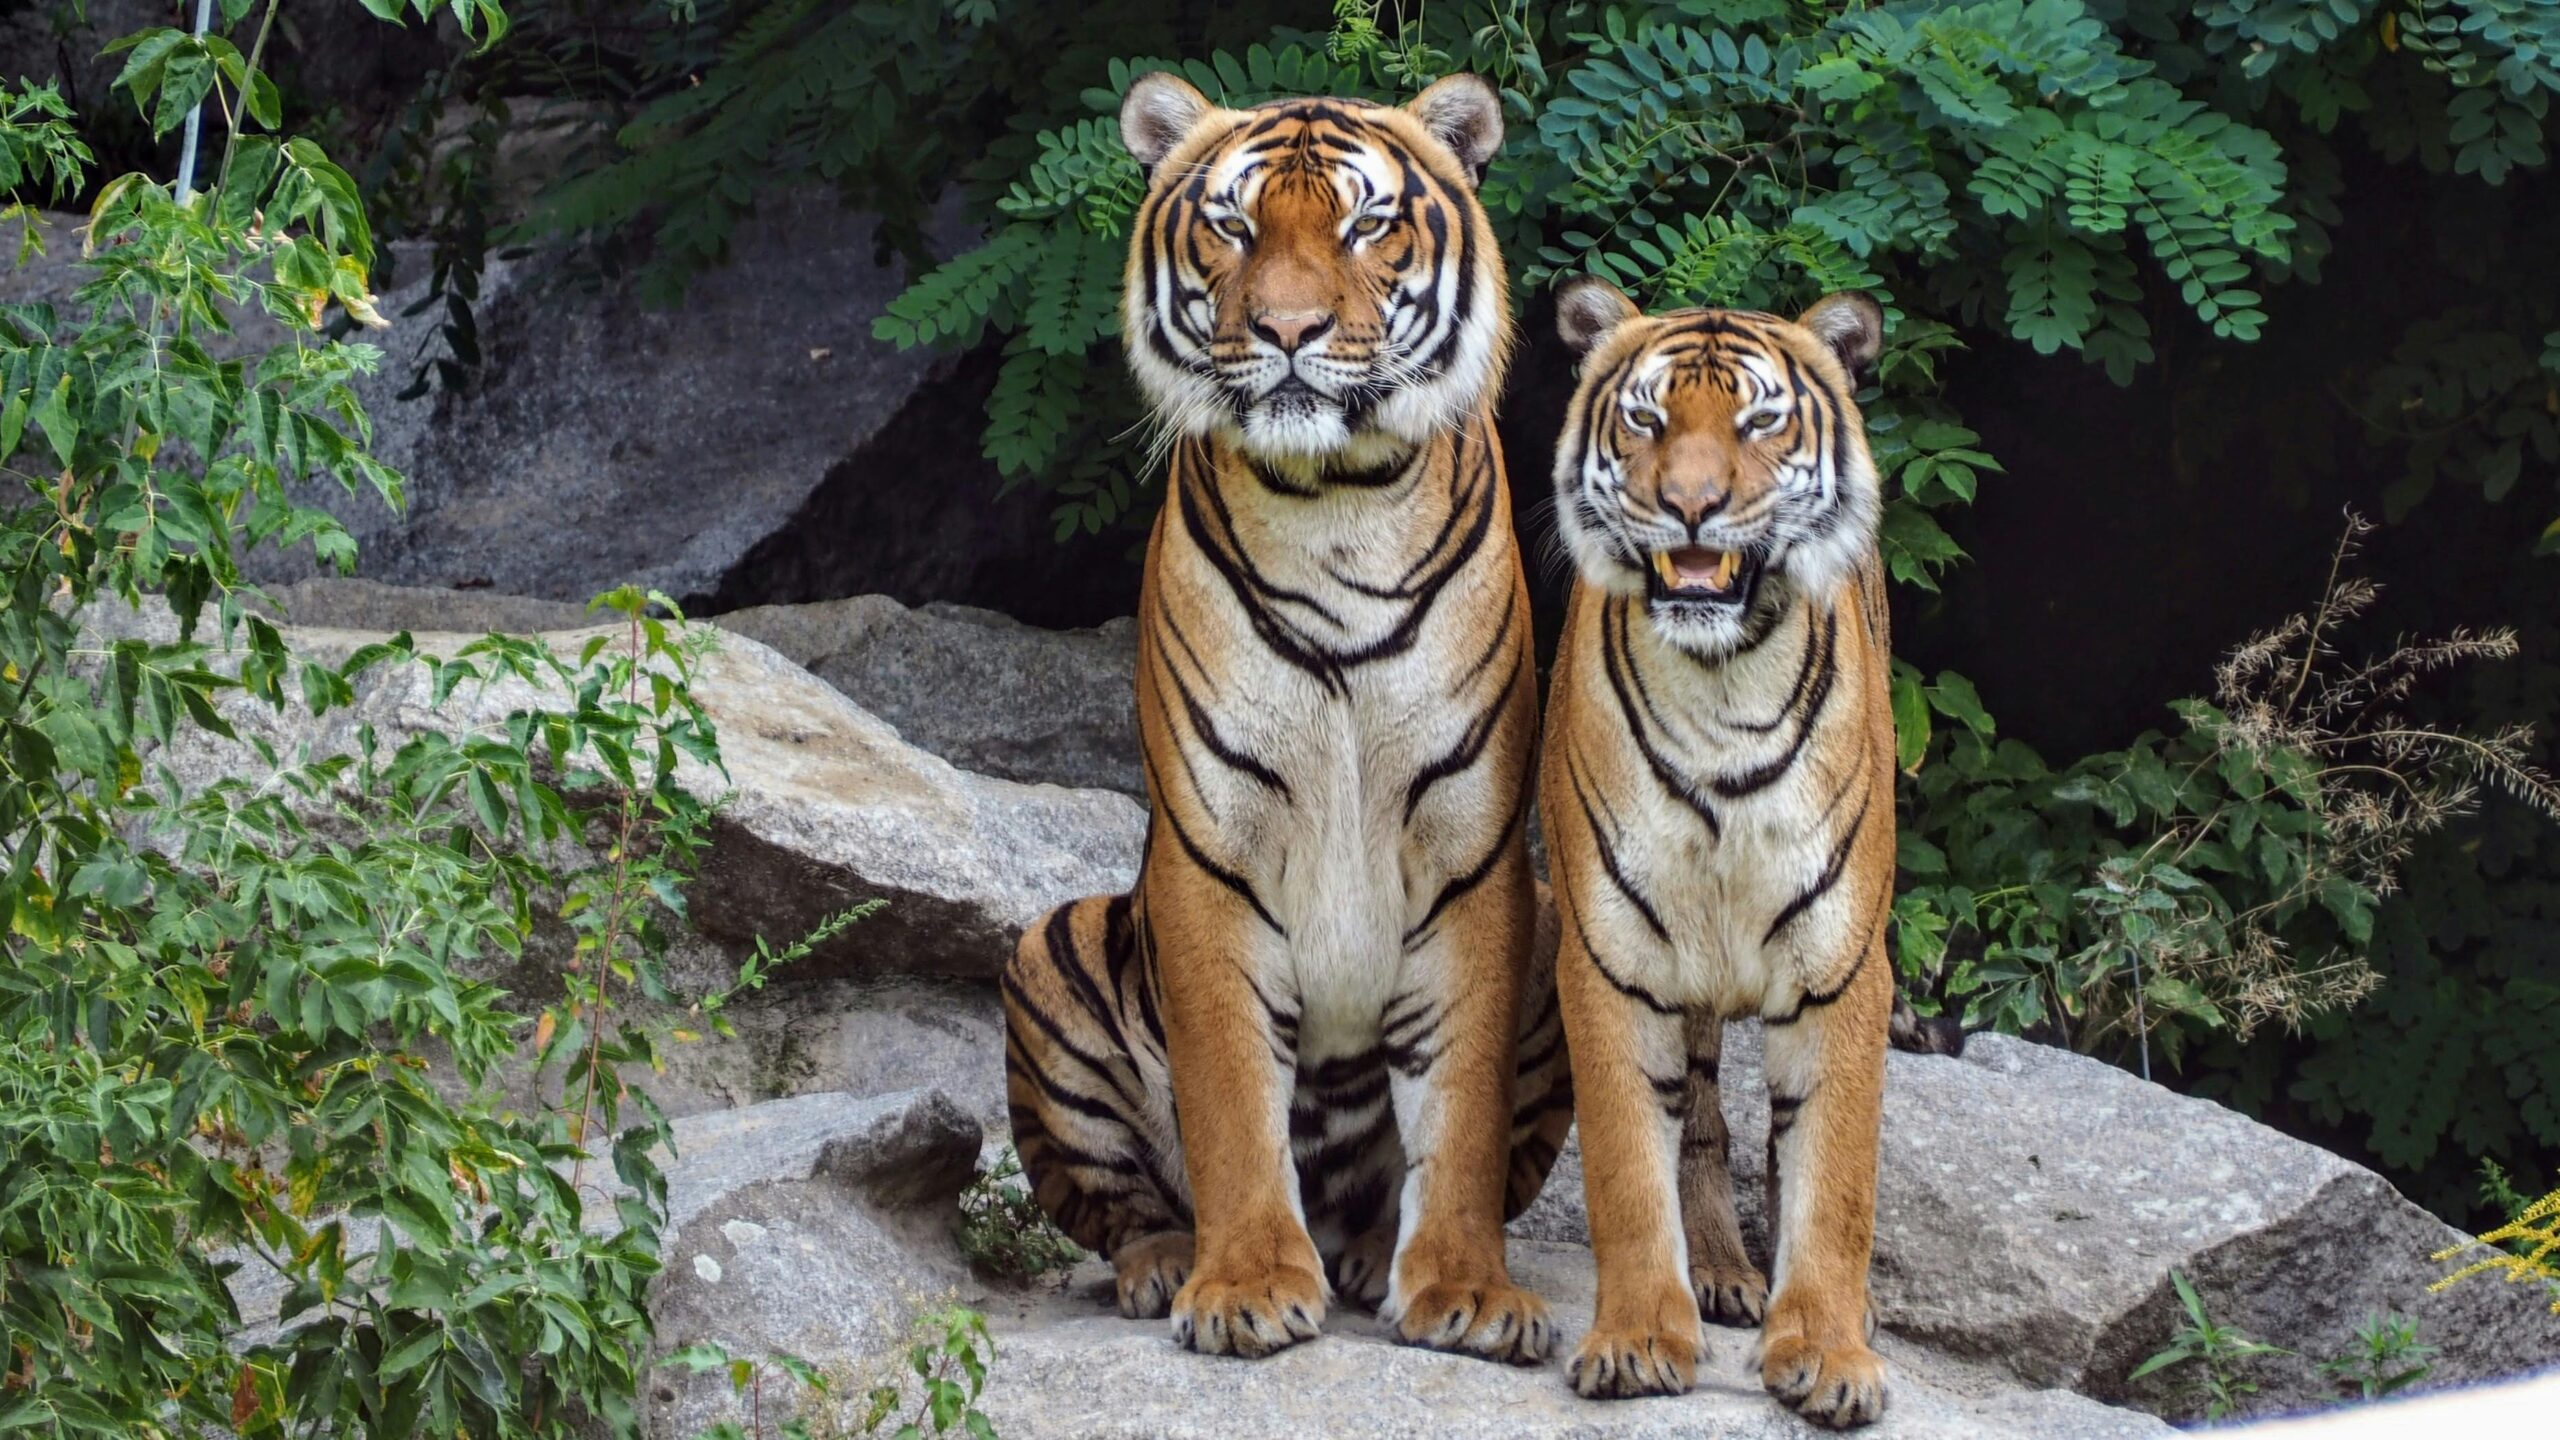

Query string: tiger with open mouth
[1538,275,1912,1427]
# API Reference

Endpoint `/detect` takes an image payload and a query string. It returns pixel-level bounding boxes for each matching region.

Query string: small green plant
[2316,1312,2435,1403]
[669,1344,831,1440]
[955,1149,1083,1282]
[2128,1270,2292,1421]
[860,1306,1000,1440]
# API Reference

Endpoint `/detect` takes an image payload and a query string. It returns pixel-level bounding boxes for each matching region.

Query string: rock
[259,579,1144,794]
[0,192,970,610]
[698,596,1140,795]
[977,1242,2171,1439]
[243,189,959,605]
[79,598,1144,981]
[260,577,596,636]
[642,974,1010,1135]
[1508,1026,2560,1423]
[609,1089,985,1440]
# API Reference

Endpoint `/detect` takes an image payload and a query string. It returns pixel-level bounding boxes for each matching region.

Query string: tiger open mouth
[1647,545,1759,606]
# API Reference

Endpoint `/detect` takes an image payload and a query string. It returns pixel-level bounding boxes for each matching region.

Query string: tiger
[998,71,1571,1365]
[1536,276,1928,1427]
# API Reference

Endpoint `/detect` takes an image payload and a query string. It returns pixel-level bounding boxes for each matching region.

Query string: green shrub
[0,4,860,1433]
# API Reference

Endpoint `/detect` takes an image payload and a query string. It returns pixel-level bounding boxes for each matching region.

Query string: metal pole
[173,0,215,202]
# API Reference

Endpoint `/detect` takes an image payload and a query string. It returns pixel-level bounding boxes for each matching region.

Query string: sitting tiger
[1000,72,1571,1364]
[1538,277,1929,1427]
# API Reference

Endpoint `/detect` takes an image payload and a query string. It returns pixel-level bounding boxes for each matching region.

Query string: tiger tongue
[1654,546,1740,594]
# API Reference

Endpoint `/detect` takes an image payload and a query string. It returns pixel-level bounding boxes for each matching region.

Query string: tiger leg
[1556,894,1702,1399]
[1679,1012,1768,1325]
[1152,864,1327,1358]
[1377,849,1554,1364]
[1503,882,1574,1222]
[1758,930,1893,1429]
[1294,1048,1402,1311]
[1000,895,1194,1318]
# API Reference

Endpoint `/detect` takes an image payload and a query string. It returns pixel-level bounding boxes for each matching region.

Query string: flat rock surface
[977,1242,2171,1440]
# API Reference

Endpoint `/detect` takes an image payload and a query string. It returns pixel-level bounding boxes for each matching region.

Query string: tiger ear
[1797,291,1885,382]
[1556,276,1640,356]
[1405,73,1503,182]
[1121,72,1213,172]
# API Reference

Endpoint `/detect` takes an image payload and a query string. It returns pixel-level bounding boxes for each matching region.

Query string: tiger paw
[1384,1278,1555,1364]
[1332,1226,1395,1312]
[1690,1260,1768,1327]
[1761,1330,1887,1429]
[1566,1321,1700,1399]
[1169,1261,1326,1358]
[1111,1231,1194,1320]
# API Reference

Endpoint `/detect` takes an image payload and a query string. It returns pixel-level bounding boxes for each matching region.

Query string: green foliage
[848,0,2312,536]
[668,1342,832,1440]
[1892,516,2559,1078]
[0,7,868,1434]
[861,1306,1000,1440]
[2128,1270,2292,1421]
[665,1306,1002,1440]
[2316,1311,2436,1403]
[955,1149,1083,1282]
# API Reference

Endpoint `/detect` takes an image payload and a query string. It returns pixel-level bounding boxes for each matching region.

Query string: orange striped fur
[1001,72,1569,1364]
[1540,279,1909,1427]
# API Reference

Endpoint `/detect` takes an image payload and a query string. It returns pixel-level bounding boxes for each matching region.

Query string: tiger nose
[1252,309,1335,353]
[1665,483,1729,531]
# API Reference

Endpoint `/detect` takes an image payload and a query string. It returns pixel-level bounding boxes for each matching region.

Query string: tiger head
[1117,72,1510,473]
[1550,279,1885,659]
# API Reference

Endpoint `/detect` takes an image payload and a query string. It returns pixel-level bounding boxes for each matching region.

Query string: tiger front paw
[1567,1321,1701,1399]
[1169,1260,1326,1358]
[1111,1231,1194,1319]
[1761,1329,1887,1429]
[1690,1260,1768,1327]
[1383,1277,1555,1365]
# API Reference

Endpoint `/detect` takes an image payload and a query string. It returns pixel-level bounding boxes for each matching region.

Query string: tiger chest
[1613,774,1852,1016]
[1154,510,1520,1026]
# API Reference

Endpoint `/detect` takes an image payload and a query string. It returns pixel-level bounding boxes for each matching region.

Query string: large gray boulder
[0,196,981,610]
[717,596,1141,796]
[251,189,953,604]
[1512,1026,2560,1422]
[79,598,1143,981]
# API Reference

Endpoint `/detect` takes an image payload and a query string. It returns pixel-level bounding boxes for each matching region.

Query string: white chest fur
[1568,594,1872,1017]
[1152,450,1524,1041]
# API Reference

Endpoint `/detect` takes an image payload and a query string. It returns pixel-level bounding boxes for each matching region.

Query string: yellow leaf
[533,1010,557,1054]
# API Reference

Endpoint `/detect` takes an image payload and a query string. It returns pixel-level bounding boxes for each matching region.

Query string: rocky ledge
[83,588,2560,1436]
